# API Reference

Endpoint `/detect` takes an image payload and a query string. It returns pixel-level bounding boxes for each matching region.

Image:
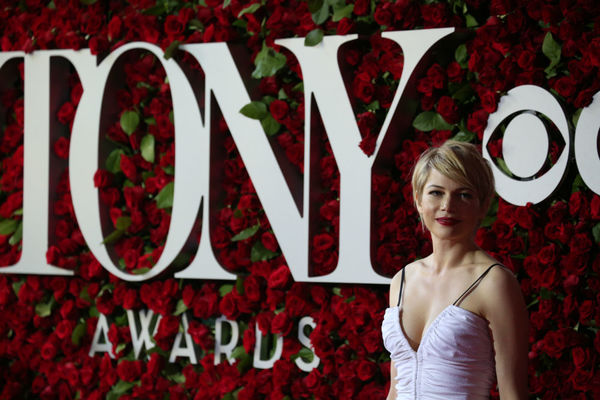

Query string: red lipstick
[436,217,459,226]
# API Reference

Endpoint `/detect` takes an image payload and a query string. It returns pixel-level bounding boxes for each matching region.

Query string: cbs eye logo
[482,85,600,206]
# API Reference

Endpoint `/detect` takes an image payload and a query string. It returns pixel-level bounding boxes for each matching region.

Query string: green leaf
[291,347,314,362]
[155,182,174,209]
[133,267,151,275]
[455,44,467,66]
[106,149,125,173]
[465,14,478,28]
[108,380,135,399]
[571,174,585,193]
[307,0,324,13]
[452,130,475,142]
[79,0,97,4]
[542,32,561,76]
[163,40,180,60]
[167,372,186,384]
[188,19,204,31]
[231,345,247,359]
[240,101,268,120]
[495,158,512,177]
[0,219,18,235]
[261,114,281,136]
[592,223,600,244]
[412,111,453,131]
[9,221,22,246]
[120,111,140,136]
[250,241,278,262]
[35,297,55,317]
[115,216,132,231]
[252,44,287,79]
[12,279,24,296]
[219,284,234,297]
[140,134,155,163]
[173,299,188,316]
[332,4,353,21]
[71,320,87,346]
[311,0,330,25]
[231,223,260,241]
[304,29,324,47]
[102,229,124,245]
[238,3,261,18]
[450,82,474,102]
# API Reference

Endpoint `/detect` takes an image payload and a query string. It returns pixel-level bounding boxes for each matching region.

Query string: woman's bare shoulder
[388,259,425,307]
[478,263,525,315]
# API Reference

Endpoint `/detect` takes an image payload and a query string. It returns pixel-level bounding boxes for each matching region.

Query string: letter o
[574,92,600,195]
[482,85,570,206]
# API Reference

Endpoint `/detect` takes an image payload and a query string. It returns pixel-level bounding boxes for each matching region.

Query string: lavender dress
[381,265,498,399]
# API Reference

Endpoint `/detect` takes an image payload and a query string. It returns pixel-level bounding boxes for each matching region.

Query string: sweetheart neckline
[385,304,488,354]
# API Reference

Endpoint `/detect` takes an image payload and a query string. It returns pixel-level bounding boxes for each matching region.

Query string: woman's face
[416,169,485,242]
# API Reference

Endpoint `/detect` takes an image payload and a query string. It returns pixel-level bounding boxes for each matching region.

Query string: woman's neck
[428,237,481,274]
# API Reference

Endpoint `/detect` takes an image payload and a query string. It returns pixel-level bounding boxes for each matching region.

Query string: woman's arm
[386,268,403,400]
[482,267,529,399]
[386,360,398,400]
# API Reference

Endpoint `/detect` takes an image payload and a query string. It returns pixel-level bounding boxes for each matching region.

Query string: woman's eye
[429,190,442,196]
[459,192,472,199]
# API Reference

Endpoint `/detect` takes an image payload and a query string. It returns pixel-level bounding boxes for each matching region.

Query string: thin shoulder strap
[452,263,501,306]
[397,268,406,307]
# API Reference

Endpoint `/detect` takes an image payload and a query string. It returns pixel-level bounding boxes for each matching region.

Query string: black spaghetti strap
[397,268,406,307]
[452,263,501,306]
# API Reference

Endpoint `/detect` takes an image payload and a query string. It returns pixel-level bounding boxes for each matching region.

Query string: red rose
[244,274,263,303]
[542,329,566,359]
[219,291,240,320]
[0,190,22,218]
[243,322,256,353]
[373,3,392,26]
[53,137,69,159]
[40,340,57,360]
[478,87,498,113]
[164,15,184,37]
[446,61,464,82]
[117,360,143,382]
[466,109,489,140]
[436,95,458,124]
[337,18,354,35]
[426,64,445,89]
[188,320,214,350]
[569,233,592,256]
[57,101,75,125]
[553,75,576,98]
[0,124,22,153]
[352,72,375,103]
[269,99,289,123]
[312,233,335,252]
[267,265,291,290]
[272,359,295,389]
[271,311,292,336]
[119,154,138,182]
[353,0,370,15]
[55,319,74,340]
[572,347,590,369]
[356,359,377,381]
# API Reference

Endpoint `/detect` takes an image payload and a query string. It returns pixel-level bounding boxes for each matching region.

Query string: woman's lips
[436,217,460,226]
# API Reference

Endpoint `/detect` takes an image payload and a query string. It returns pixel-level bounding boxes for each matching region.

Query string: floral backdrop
[0,0,599,399]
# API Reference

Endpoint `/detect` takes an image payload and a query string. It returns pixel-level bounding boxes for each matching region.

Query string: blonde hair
[411,140,495,212]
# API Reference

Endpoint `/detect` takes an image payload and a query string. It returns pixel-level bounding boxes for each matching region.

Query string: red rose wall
[0,0,600,399]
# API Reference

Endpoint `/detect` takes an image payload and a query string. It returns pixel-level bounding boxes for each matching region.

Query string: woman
[381,140,529,399]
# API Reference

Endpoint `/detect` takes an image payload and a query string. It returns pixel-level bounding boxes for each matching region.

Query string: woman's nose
[441,196,453,211]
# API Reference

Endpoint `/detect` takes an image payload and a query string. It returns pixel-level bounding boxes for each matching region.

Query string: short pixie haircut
[411,140,495,211]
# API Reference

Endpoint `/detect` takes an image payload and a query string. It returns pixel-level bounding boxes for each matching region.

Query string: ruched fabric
[382,304,495,399]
